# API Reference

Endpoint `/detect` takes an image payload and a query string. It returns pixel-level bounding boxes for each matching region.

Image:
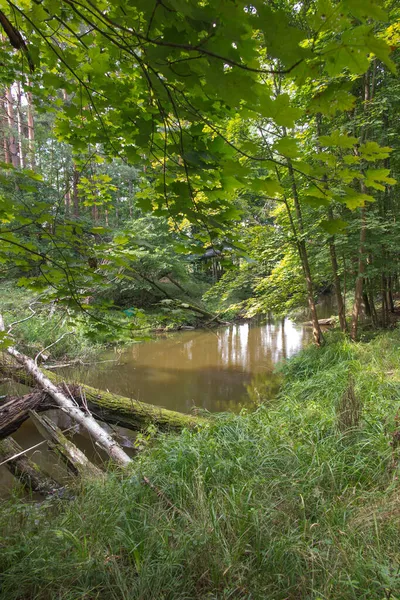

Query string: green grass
[1,331,400,599]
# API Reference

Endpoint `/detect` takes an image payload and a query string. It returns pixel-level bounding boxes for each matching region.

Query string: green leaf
[309,84,356,116]
[364,169,396,191]
[273,137,299,159]
[259,93,302,127]
[249,178,284,197]
[337,189,375,209]
[342,0,387,23]
[320,219,348,234]
[359,142,392,161]
[319,132,358,148]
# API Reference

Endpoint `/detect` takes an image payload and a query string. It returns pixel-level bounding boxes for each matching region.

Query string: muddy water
[1,317,315,496]
[62,318,312,414]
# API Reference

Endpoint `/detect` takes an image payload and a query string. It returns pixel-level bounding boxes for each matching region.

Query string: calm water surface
[1,317,314,495]
[62,318,312,414]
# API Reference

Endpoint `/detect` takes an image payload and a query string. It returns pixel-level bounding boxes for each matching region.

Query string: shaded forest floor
[2,330,400,599]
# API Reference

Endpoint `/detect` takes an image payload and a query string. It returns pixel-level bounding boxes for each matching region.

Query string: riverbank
[2,330,400,599]
[0,283,231,365]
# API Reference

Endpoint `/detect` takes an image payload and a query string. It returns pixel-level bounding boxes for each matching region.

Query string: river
[62,317,312,414]
[1,314,320,495]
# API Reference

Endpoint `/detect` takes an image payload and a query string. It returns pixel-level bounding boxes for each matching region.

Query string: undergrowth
[1,331,400,599]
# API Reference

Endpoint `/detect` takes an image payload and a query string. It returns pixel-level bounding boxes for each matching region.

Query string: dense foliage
[0,0,399,351]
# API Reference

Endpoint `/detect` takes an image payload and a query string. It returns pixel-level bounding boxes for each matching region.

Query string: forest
[1,1,400,598]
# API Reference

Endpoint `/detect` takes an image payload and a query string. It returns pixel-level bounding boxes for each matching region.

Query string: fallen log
[302,318,335,327]
[0,365,205,439]
[0,313,132,468]
[29,410,103,479]
[0,436,62,495]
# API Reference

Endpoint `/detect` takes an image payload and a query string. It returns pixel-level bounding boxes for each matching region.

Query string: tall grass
[1,331,400,599]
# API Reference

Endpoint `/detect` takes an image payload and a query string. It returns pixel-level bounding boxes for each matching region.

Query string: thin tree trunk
[351,205,367,340]
[388,275,395,312]
[316,115,347,332]
[5,86,18,167]
[25,81,35,168]
[368,289,378,327]
[287,159,323,346]
[72,163,79,217]
[381,273,389,327]
[328,222,347,332]
[2,94,11,163]
[16,82,24,168]
[350,71,372,340]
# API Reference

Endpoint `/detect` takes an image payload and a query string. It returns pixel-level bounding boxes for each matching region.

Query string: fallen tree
[0,363,206,440]
[29,410,104,479]
[0,314,132,467]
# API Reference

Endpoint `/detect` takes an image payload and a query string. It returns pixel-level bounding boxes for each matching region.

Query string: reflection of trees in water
[64,320,311,414]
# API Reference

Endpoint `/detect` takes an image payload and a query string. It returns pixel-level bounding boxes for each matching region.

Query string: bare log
[302,318,335,327]
[0,436,62,495]
[0,313,132,467]
[29,410,103,479]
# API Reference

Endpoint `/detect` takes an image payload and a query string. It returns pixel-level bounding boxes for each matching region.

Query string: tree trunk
[2,89,11,163]
[5,86,18,168]
[351,71,372,340]
[6,347,132,466]
[25,81,35,168]
[0,390,52,439]
[388,275,395,313]
[368,288,378,328]
[363,289,371,318]
[286,159,322,346]
[29,410,103,479]
[72,163,80,217]
[328,208,347,332]
[381,273,389,327]
[317,115,347,333]
[0,436,62,495]
[16,82,24,168]
[351,206,367,340]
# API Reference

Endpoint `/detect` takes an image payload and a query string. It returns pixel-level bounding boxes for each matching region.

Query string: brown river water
[1,312,329,495]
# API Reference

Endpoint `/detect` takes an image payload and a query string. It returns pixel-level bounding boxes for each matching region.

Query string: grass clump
[1,331,400,599]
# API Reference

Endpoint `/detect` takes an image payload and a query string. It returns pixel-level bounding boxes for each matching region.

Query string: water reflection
[63,318,311,414]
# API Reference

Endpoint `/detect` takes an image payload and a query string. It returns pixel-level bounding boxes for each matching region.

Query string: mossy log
[0,359,206,435]
[0,436,62,495]
[29,410,103,479]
